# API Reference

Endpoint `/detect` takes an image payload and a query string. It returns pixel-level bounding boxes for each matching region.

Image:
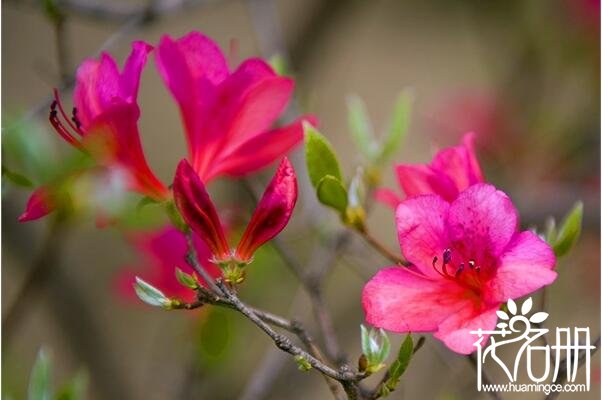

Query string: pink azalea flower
[375,132,484,208]
[173,157,297,263]
[116,225,222,304]
[156,31,314,182]
[20,41,168,222]
[362,184,557,354]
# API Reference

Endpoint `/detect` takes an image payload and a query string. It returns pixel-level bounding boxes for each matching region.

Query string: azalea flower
[156,31,314,182]
[116,225,221,303]
[20,41,168,222]
[173,157,297,271]
[375,132,484,208]
[362,183,557,354]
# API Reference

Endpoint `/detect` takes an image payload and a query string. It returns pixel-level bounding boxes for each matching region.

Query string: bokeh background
[2,0,600,399]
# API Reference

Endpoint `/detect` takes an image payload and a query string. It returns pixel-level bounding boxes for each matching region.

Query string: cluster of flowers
[21,31,311,295]
[20,31,558,355]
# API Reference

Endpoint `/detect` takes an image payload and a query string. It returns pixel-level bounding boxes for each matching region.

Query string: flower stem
[358,229,408,266]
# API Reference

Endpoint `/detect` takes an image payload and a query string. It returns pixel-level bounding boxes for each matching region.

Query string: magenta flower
[375,132,484,208]
[20,41,168,222]
[116,225,221,303]
[173,157,297,264]
[156,31,314,182]
[362,184,557,354]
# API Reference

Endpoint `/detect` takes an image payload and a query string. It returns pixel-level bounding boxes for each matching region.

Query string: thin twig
[214,279,361,385]
[357,228,408,266]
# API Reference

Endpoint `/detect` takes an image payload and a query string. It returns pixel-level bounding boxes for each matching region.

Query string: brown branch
[356,228,408,266]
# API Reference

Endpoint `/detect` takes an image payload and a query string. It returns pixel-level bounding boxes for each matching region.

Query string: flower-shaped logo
[495,298,549,331]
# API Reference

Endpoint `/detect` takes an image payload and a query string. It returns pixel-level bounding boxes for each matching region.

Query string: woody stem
[357,228,408,266]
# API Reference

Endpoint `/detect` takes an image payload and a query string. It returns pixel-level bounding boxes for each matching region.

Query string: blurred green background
[2,0,600,399]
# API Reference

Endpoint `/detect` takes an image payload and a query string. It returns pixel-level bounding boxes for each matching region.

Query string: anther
[468,260,475,269]
[443,248,452,265]
[455,263,464,278]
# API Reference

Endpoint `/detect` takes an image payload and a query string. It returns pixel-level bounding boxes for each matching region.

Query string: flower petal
[362,267,468,333]
[120,41,153,102]
[447,184,518,265]
[395,194,450,277]
[205,116,312,180]
[484,231,557,303]
[221,76,294,151]
[374,188,402,210]
[155,32,228,107]
[235,157,297,261]
[430,132,484,193]
[395,163,459,202]
[88,102,168,199]
[173,159,230,260]
[19,187,55,222]
[434,305,500,354]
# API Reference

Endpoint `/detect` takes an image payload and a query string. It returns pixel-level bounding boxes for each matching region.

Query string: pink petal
[395,194,450,278]
[395,164,459,202]
[74,42,152,128]
[205,116,311,180]
[447,184,518,263]
[19,187,55,222]
[120,41,153,102]
[374,188,402,210]
[221,76,294,152]
[155,33,229,172]
[434,305,499,354]
[235,158,297,261]
[431,132,484,193]
[88,103,168,199]
[172,159,230,260]
[362,267,469,333]
[484,231,557,303]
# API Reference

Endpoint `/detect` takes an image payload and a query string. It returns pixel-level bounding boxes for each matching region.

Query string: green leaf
[133,277,169,307]
[553,201,583,257]
[377,90,412,163]
[2,166,34,188]
[54,372,87,400]
[347,95,377,160]
[316,175,348,212]
[28,348,52,400]
[377,329,391,364]
[386,334,413,387]
[304,123,343,188]
[175,268,198,290]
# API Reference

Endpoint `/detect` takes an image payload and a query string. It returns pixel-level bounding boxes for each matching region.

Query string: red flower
[156,31,314,182]
[173,157,297,264]
[20,41,168,222]
[363,184,557,354]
